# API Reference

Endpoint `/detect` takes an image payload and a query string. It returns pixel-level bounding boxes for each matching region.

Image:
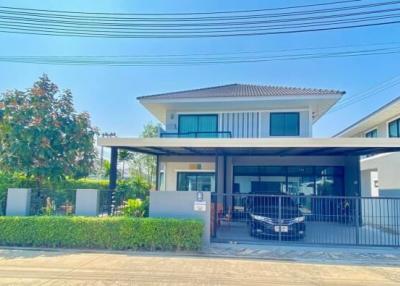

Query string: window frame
[269,112,300,136]
[365,128,378,138]
[178,114,218,136]
[387,117,400,138]
[176,171,215,192]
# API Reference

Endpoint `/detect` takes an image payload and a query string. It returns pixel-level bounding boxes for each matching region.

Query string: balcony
[159,131,232,138]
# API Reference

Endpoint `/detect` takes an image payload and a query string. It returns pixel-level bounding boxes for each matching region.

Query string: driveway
[0,248,400,285]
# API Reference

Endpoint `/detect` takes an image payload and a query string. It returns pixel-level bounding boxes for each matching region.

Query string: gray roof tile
[137,83,345,100]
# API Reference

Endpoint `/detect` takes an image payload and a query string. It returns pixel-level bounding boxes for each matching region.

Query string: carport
[98,137,400,246]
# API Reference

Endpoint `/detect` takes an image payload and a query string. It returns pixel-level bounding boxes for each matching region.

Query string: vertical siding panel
[252,112,255,138]
[236,112,240,138]
[226,113,228,133]
[238,113,241,138]
[231,113,236,138]
[216,111,264,138]
[241,112,245,138]
[225,113,232,135]
[253,112,256,138]
[244,112,249,138]
[222,113,226,133]
[220,113,223,132]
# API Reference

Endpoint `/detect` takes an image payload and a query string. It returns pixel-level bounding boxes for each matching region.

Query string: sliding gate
[211,194,400,247]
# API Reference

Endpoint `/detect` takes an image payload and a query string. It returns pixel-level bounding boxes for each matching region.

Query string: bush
[0,216,204,251]
[122,199,146,217]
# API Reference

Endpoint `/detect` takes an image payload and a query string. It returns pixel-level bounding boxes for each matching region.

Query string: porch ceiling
[97,137,400,156]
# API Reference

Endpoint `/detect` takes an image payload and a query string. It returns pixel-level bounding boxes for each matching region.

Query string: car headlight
[292,216,305,223]
[250,214,273,224]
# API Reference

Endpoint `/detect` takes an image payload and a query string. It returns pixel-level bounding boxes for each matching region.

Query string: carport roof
[97,137,400,157]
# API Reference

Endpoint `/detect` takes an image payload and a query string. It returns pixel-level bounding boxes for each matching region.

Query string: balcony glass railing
[160,131,232,138]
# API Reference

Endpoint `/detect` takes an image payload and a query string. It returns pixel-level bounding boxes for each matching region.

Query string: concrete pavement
[0,248,400,285]
[207,242,400,266]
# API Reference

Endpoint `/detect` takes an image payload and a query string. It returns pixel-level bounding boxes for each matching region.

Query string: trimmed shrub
[0,216,203,251]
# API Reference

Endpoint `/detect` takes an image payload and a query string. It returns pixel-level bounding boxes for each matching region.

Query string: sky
[0,0,399,137]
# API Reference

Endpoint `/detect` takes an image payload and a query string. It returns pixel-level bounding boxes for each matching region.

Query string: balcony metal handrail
[160,131,232,138]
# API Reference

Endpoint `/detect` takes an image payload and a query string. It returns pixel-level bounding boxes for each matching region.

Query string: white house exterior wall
[159,156,215,191]
[361,153,400,194]
[347,114,400,138]
[337,104,400,196]
[164,110,311,138]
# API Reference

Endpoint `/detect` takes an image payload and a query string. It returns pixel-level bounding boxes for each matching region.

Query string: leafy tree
[130,122,158,186]
[103,159,111,178]
[0,74,98,187]
[118,149,133,179]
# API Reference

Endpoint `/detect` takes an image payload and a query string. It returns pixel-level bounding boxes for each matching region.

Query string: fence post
[212,193,218,238]
[355,198,360,245]
[6,188,31,216]
[278,196,282,242]
[75,189,100,216]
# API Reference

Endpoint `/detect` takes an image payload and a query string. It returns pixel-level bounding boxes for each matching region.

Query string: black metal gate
[211,194,400,247]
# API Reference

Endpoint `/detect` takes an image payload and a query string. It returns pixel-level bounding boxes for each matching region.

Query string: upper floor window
[388,118,400,138]
[270,112,300,136]
[365,129,378,138]
[178,114,218,138]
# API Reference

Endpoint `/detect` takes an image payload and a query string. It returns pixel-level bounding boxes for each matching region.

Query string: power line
[2,7,400,29]
[0,43,399,66]
[0,1,388,23]
[329,75,400,113]
[0,1,400,37]
[1,20,400,38]
[0,1,364,16]
[331,75,400,107]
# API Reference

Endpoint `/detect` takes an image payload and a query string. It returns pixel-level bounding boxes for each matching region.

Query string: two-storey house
[98,84,400,246]
[335,96,400,197]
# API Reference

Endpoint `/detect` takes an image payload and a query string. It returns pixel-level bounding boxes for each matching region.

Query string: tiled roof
[137,83,345,100]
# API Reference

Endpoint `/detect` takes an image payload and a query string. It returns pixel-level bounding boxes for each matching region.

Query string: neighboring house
[335,96,400,197]
[98,84,400,246]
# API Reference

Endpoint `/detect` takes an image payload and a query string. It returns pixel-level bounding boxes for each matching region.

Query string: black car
[247,194,306,240]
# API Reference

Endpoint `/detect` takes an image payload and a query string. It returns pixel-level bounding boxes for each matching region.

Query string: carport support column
[109,147,118,190]
[155,155,160,190]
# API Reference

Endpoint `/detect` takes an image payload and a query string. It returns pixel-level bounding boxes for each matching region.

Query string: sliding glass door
[233,166,344,196]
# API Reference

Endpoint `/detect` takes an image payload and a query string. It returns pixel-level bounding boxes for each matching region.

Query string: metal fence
[11,189,146,217]
[212,194,400,247]
[99,189,146,216]
[30,189,76,216]
[0,190,7,216]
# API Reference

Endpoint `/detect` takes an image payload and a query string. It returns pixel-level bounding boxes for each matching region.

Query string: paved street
[0,248,400,285]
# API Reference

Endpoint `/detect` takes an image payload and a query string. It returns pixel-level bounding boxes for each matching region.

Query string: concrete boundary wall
[75,189,100,216]
[6,188,31,216]
[149,191,211,245]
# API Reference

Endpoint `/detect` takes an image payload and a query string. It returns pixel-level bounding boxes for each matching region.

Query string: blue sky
[0,0,399,137]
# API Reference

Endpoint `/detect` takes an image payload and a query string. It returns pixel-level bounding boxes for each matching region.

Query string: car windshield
[247,195,301,219]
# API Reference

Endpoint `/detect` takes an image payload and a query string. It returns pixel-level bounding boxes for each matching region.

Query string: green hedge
[0,216,203,251]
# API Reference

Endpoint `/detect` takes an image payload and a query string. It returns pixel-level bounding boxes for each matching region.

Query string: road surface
[0,248,399,285]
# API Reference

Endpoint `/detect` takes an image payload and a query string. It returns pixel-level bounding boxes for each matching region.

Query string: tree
[0,74,98,187]
[118,149,133,179]
[130,122,158,186]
